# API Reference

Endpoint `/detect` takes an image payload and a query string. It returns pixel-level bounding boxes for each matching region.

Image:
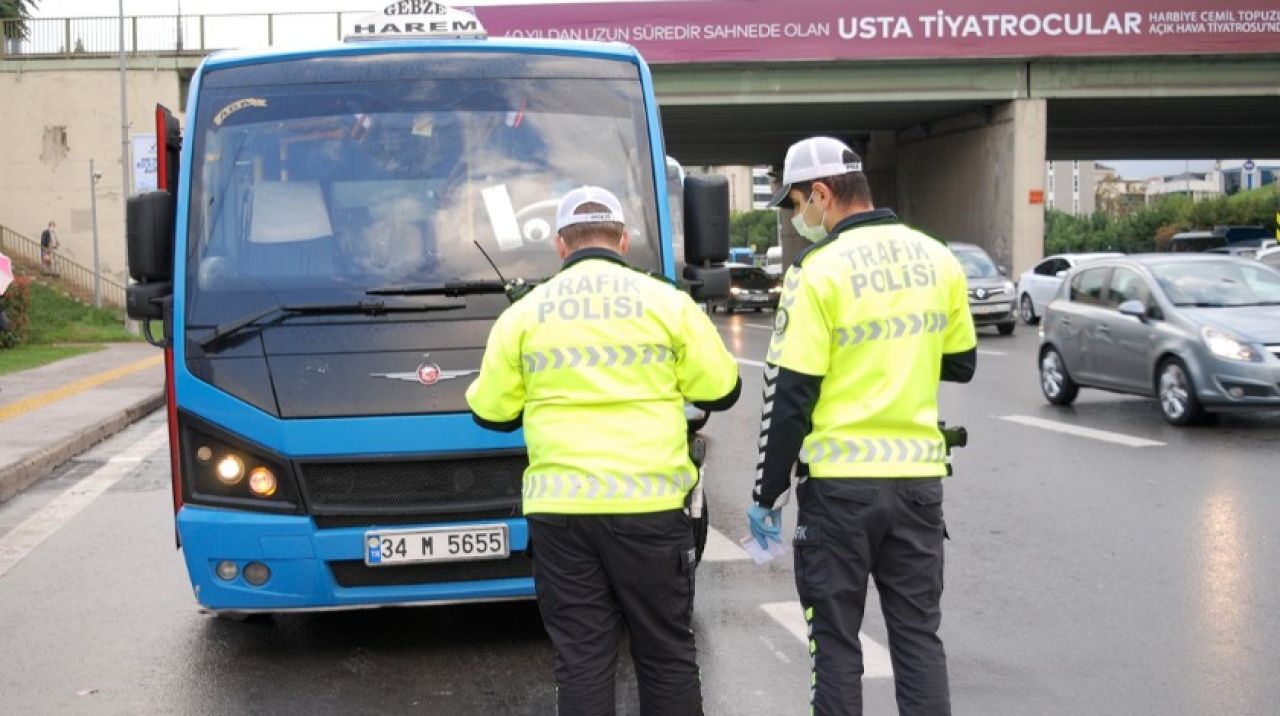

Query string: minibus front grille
[298,453,527,514]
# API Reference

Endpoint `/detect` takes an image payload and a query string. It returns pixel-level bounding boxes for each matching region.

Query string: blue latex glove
[746,504,783,550]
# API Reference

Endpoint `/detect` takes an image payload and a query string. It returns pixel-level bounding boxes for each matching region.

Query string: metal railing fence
[1,13,358,57]
[0,225,126,309]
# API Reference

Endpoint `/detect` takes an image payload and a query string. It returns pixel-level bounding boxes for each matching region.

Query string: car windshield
[1152,261,1280,307]
[730,267,776,288]
[954,248,1000,279]
[185,66,658,325]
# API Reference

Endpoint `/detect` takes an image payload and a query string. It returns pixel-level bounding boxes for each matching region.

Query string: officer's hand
[746,504,783,550]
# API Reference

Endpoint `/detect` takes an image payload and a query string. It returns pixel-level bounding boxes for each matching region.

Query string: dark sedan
[1038,254,1280,425]
[713,264,780,313]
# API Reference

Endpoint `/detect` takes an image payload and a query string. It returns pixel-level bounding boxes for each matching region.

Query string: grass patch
[24,281,137,344]
[0,344,103,376]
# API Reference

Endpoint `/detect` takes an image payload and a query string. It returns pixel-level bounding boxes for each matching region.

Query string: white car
[1016,252,1121,324]
[1258,245,1280,269]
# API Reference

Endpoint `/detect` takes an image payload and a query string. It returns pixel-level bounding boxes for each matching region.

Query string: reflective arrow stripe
[833,311,948,348]
[524,470,695,504]
[800,438,946,465]
[523,343,675,373]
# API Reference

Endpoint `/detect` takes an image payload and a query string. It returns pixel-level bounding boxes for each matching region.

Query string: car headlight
[769,286,781,293]
[1003,281,1015,294]
[1200,326,1262,362]
[730,287,745,295]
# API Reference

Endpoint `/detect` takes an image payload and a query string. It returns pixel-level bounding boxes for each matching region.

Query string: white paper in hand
[740,536,789,565]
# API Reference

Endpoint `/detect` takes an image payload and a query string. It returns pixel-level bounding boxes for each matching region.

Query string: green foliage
[0,0,39,40]
[729,210,778,254]
[1045,186,1280,255]
[24,281,135,344]
[0,276,31,348]
[0,344,100,376]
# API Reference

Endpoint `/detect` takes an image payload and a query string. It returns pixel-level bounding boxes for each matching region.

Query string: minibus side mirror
[682,175,730,302]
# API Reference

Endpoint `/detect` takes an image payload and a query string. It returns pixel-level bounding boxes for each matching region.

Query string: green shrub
[1046,186,1279,255]
[0,276,32,348]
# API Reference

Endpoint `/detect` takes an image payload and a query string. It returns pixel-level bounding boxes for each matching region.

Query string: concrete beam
[653,60,1028,106]
[1030,56,1280,98]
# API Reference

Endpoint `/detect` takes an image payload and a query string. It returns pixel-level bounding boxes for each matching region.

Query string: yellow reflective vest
[466,251,739,515]
[767,215,977,478]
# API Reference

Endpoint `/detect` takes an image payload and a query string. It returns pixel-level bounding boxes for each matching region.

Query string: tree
[729,210,778,254]
[1,0,38,43]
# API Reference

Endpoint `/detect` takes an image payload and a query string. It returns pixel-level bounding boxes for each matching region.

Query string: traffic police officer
[467,186,741,716]
[746,138,977,715]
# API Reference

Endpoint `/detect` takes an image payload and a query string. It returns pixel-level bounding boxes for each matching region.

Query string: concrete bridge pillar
[863,131,898,214]
[895,99,1046,276]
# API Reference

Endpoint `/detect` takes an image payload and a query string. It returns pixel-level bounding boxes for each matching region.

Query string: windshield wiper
[1226,300,1280,307]
[199,298,463,350]
[1173,301,1227,308]
[365,280,510,297]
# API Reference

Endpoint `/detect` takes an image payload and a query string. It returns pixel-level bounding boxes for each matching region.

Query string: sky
[27,2,1270,181]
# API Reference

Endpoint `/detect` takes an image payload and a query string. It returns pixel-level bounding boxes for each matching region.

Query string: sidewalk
[0,343,165,503]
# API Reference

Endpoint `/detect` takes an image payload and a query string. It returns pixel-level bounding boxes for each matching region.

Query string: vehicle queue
[732,229,1280,430]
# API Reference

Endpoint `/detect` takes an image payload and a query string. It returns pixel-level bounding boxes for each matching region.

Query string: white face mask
[790,192,828,242]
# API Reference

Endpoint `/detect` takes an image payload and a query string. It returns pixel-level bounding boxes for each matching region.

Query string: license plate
[972,303,1010,315]
[364,524,509,566]
[744,294,768,301]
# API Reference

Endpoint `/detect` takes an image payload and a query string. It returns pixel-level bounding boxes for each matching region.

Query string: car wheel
[998,322,1016,336]
[1020,294,1040,325]
[1040,347,1079,405]
[1156,358,1207,426]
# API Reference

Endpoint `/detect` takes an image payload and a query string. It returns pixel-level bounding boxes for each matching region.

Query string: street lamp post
[90,159,103,308]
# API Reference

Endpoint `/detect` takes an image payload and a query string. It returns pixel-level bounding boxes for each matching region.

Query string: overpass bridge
[2,4,1278,284]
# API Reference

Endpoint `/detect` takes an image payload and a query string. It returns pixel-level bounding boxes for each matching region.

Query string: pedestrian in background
[747,137,977,715]
[40,220,60,276]
[467,185,741,716]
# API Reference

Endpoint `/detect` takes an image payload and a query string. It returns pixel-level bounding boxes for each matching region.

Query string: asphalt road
[2,313,1278,714]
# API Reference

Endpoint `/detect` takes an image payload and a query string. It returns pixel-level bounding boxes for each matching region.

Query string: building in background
[751,166,772,210]
[1045,160,1097,216]
[1095,164,1149,216]
[1219,160,1280,194]
[1146,169,1224,203]
[684,165,773,213]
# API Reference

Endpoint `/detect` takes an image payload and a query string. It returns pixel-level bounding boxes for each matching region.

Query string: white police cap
[556,185,626,232]
[769,136,863,209]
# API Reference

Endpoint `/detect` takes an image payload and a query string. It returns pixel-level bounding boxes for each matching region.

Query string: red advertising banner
[468,1,1280,63]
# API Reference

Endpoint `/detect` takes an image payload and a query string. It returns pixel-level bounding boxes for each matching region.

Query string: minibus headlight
[216,455,245,484]
[248,467,278,498]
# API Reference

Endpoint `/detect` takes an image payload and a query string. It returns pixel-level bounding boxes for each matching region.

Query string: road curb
[0,390,166,503]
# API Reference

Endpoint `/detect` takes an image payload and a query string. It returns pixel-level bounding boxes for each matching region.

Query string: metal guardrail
[0,13,356,57]
[0,225,126,309]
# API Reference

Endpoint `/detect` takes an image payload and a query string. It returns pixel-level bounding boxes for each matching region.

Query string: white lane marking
[761,601,894,679]
[736,357,766,368]
[0,426,168,581]
[998,415,1165,448]
[744,323,774,331]
[700,526,750,562]
[977,349,1006,356]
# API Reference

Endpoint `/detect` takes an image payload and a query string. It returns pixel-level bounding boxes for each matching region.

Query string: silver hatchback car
[1038,254,1280,424]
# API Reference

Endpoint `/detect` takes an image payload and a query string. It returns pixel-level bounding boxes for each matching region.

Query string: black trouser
[527,510,701,716]
[793,477,950,716]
